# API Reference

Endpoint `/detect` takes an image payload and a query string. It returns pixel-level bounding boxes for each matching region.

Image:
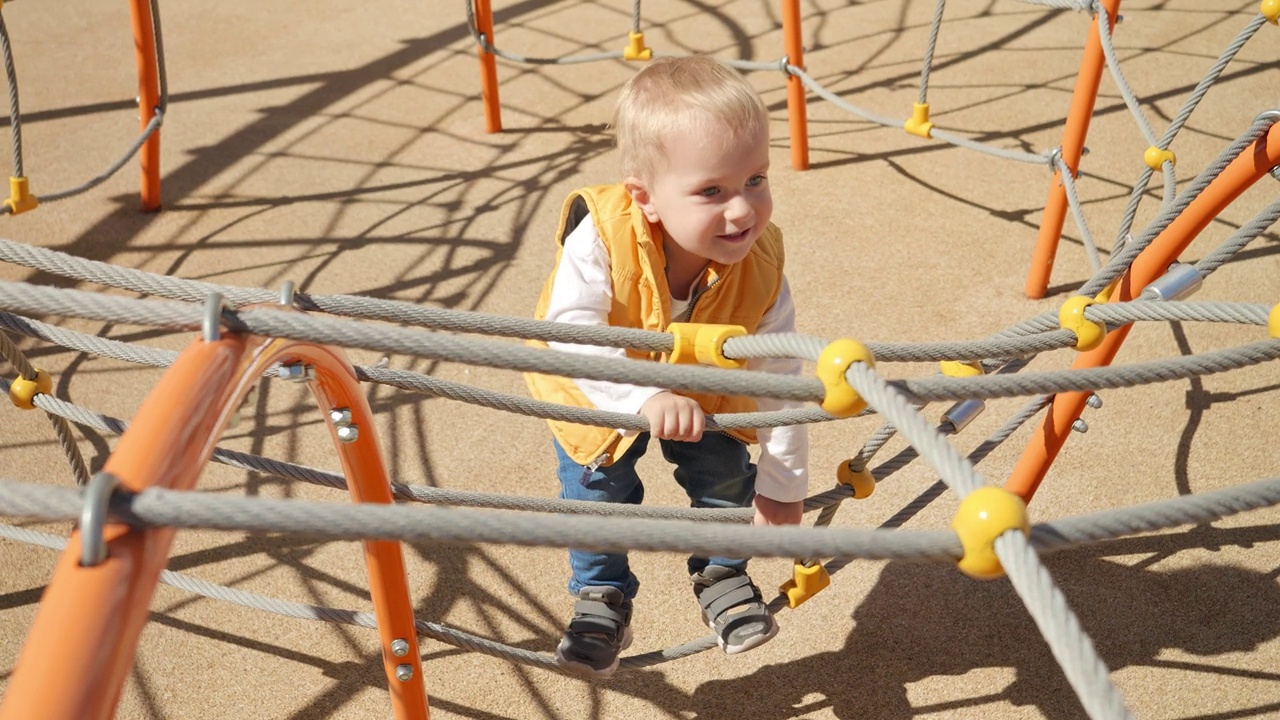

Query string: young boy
[524,55,808,678]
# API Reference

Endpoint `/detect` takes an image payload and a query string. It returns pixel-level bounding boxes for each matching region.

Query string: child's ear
[625,177,660,223]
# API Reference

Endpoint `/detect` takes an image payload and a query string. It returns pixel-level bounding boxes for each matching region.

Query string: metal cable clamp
[203,292,227,342]
[79,471,122,567]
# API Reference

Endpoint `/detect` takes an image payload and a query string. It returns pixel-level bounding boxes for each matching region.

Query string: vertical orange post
[1024,0,1122,299]
[0,331,429,720]
[127,0,162,211]
[1007,120,1280,502]
[780,0,809,170]
[474,0,502,133]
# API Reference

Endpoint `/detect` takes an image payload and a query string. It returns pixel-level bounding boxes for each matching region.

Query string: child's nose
[724,195,753,223]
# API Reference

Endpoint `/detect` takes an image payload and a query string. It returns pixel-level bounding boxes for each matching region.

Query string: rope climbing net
[0,124,1278,715]
[0,2,1278,719]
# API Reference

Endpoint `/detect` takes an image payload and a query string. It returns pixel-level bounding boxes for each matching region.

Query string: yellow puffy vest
[525,184,785,467]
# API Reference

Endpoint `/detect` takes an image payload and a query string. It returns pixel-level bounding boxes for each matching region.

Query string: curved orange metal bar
[0,328,429,720]
[1025,0,1122,299]
[1007,119,1280,502]
[781,0,810,171]
[128,0,163,211]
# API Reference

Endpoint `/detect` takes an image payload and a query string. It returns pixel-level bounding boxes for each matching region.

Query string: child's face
[629,122,772,276]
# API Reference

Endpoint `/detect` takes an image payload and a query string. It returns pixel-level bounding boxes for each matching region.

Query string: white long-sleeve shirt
[543,214,810,503]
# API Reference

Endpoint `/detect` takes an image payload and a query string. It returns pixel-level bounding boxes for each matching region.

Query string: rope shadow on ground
[680,526,1280,720]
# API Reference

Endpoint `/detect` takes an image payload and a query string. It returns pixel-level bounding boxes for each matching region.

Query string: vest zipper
[680,271,722,322]
[579,451,612,486]
[579,432,624,485]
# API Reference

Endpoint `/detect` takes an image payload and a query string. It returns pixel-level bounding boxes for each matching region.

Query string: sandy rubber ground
[1,1,1278,718]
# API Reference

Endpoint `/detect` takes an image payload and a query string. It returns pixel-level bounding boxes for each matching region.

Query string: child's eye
[747,175,766,187]
[699,186,720,198]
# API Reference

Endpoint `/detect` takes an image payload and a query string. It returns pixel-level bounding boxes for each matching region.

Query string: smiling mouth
[719,228,751,242]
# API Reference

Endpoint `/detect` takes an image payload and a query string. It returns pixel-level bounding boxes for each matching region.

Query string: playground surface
[1,0,1279,718]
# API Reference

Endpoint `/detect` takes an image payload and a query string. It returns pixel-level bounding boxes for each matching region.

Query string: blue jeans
[554,432,755,600]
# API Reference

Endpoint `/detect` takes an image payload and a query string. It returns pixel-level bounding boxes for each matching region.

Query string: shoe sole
[707,615,778,656]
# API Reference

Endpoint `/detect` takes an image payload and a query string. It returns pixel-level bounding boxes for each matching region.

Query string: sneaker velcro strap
[699,573,751,596]
[572,599,626,625]
[567,614,622,636]
[701,580,759,620]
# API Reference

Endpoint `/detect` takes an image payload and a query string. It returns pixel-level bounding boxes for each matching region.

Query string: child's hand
[639,392,705,442]
[753,495,803,526]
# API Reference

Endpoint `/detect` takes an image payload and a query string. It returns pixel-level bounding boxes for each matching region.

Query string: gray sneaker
[692,565,777,655]
[554,586,634,678]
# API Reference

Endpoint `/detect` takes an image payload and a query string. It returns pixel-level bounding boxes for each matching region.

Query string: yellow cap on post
[780,561,831,608]
[4,176,38,215]
[904,102,934,139]
[623,31,652,61]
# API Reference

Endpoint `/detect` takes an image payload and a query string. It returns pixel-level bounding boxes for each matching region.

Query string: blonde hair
[613,55,769,180]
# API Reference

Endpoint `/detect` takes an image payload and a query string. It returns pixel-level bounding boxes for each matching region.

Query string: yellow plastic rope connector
[1059,296,1107,351]
[667,322,747,369]
[951,486,1029,580]
[817,339,874,417]
[1262,0,1280,25]
[9,368,52,410]
[1143,146,1176,171]
[623,31,652,61]
[780,561,831,608]
[904,102,934,139]
[1268,301,1279,338]
[4,177,38,215]
[939,360,983,378]
[836,461,875,499]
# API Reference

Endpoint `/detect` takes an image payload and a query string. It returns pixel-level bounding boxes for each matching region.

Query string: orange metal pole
[0,330,429,720]
[127,0,162,211]
[1024,0,1122,299]
[474,0,502,133]
[780,0,809,170]
[1006,120,1280,502]
[309,351,430,720]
